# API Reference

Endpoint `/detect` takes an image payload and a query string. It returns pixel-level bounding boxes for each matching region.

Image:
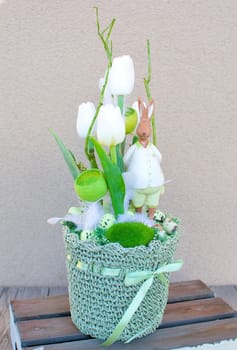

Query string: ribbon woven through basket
[73,257,183,346]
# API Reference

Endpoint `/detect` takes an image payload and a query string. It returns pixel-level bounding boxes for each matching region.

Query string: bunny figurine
[123,97,164,219]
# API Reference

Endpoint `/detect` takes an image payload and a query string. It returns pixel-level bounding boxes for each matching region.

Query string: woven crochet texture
[64,231,180,342]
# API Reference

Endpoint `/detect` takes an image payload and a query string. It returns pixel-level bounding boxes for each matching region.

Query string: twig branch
[95,7,115,65]
[144,40,157,146]
[144,40,152,100]
[85,8,116,166]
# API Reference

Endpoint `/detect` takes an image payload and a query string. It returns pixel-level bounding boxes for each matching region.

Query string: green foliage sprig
[50,129,80,180]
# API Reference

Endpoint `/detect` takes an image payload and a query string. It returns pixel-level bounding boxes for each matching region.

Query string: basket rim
[64,227,180,256]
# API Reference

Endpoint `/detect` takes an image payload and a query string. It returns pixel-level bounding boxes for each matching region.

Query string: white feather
[47,214,84,229]
[117,213,154,227]
[82,202,104,230]
[47,217,63,225]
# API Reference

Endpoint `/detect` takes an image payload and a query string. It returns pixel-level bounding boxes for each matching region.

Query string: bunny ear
[138,97,144,116]
[148,99,155,118]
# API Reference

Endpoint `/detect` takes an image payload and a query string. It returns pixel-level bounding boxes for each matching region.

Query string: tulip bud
[125,107,138,134]
[76,102,96,138]
[74,169,108,202]
[110,55,135,95]
[97,104,125,146]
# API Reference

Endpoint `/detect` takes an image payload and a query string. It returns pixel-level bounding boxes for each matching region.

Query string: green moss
[105,222,154,248]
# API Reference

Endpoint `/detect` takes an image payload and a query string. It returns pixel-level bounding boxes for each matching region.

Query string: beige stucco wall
[0,0,237,287]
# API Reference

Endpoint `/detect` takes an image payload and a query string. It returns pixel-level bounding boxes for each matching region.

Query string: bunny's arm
[123,144,137,169]
[151,144,162,162]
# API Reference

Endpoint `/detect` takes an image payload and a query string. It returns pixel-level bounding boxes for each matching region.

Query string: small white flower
[110,55,135,95]
[97,104,125,146]
[76,102,96,138]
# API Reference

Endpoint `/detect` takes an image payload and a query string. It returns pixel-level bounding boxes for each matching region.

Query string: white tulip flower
[76,102,96,138]
[97,104,125,146]
[110,55,135,95]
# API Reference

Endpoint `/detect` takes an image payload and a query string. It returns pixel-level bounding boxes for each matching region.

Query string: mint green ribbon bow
[102,259,183,346]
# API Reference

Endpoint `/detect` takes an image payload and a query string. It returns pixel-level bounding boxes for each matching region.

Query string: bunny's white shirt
[123,141,164,189]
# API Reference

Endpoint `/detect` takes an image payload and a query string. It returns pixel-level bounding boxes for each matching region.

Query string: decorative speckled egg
[68,206,84,215]
[99,213,115,229]
[158,230,166,239]
[153,209,166,222]
[80,230,93,241]
[163,219,177,234]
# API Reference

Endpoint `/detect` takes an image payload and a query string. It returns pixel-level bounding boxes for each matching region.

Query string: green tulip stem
[88,139,98,169]
[118,95,124,115]
[85,9,115,168]
[121,140,126,157]
[117,95,126,157]
[110,145,117,164]
[144,40,157,146]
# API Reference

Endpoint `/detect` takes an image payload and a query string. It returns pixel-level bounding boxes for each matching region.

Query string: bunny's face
[136,98,154,144]
[136,118,151,141]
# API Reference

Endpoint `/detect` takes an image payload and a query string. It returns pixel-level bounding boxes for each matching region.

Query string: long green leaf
[50,129,80,180]
[90,137,125,217]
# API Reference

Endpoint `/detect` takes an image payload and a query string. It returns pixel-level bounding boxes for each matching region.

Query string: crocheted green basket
[64,230,180,343]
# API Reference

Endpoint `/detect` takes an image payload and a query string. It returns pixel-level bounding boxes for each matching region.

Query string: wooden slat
[9,281,236,349]
[168,279,214,303]
[25,318,237,350]
[16,297,236,348]
[11,280,213,322]
[49,287,68,296]
[162,297,237,328]
[11,295,70,321]
[0,287,18,350]
[18,316,89,347]
[15,287,49,300]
